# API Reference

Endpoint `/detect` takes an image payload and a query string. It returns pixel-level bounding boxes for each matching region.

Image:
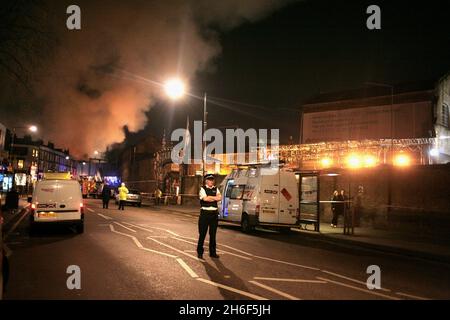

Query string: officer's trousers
[197,209,218,256]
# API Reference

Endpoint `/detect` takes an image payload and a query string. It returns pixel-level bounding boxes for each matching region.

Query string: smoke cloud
[4,0,295,158]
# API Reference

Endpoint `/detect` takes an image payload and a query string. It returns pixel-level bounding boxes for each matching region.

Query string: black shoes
[197,254,203,259]
[210,254,220,259]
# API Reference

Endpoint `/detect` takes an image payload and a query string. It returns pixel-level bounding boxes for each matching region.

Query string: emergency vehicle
[218,164,299,232]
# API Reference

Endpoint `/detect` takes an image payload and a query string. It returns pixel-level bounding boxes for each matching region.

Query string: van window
[230,185,245,200]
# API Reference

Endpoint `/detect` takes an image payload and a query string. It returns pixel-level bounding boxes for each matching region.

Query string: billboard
[301,102,432,143]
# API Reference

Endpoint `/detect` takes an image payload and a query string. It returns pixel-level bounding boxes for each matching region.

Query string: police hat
[204,173,215,180]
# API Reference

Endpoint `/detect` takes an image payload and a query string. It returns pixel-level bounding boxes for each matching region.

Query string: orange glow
[393,153,411,167]
[346,154,361,168]
[320,157,333,168]
[363,155,377,167]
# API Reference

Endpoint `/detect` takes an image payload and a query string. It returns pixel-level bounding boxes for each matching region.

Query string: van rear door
[259,171,279,224]
[278,171,299,225]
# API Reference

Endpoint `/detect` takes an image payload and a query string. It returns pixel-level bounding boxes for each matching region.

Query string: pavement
[155,204,450,264]
[2,199,449,300]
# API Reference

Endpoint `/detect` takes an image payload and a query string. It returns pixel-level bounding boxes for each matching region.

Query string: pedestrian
[118,182,129,210]
[154,187,162,205]
[331,190,339,227]
[197,174,221,259]
[340,189,349,222]
[102,182,111,209]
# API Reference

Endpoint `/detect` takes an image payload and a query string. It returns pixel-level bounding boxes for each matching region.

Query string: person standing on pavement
[101,182,111,209]
[154,187,162,205]
[197,174,221,259]
[331,190,339,227]
[118,183,129,210]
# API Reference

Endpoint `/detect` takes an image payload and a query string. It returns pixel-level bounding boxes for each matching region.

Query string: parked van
[30,177,84,234]
[218,165,299,232]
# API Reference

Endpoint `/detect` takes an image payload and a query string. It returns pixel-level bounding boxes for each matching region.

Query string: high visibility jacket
[118,186,129,201]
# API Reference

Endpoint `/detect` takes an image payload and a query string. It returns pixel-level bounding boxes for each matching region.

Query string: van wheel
[76,223,84,234]
[279,227,291,234]
[241,214,253,233]
[29,220,38,236]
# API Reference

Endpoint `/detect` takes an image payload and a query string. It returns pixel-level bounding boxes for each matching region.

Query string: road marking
[97,213,113,220]
[395,291,430,300]
[109,224,177,258]
[249,280,301,300]
[3,207,29,241]
[146,237,203,261]
[316,277,401,300]
[253,255,320,271]
[109,224,142,248]
[140,247,178,258]
[253,277,327,284]
[171,237,253,261]
[321,270,391,292]
[86,208,95,213]
[197,278,268,300]
[114,222,137,233]
[176,258,198,278]
[121,222,155,233]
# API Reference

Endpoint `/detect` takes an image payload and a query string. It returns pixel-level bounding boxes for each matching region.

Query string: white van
[218,165,299,232]
[30,178,84,234]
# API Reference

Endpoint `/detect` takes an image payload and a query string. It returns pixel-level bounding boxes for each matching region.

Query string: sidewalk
[1,198,30,228]
[156,204,450,264]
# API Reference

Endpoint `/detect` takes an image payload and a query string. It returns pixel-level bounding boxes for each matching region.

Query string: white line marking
[171,237,253,261]
[197,278,268,300]
[4,207,29,241]
[253,277,327,284]
[86,208,95,213]
[176,258,198,278]
[140,247,178,258]
[395,292,430,300]
[253,255,320,271]
[109,224,177,258]
[146,237,203,261]
[121,222,156,233]
[114,222,137,233]
[321,270,391,292]
[249,280,301,300]
[316,277,400,300]
[124,223,316,271]
[97,213,113,220]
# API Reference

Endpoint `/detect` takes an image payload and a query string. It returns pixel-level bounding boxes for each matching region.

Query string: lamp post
[163,78,207,177]
[8,125,38,169]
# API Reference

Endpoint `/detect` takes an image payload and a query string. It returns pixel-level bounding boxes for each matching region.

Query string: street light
[164,77,207,177]
[9,125,39,168]
[164,78,186,100]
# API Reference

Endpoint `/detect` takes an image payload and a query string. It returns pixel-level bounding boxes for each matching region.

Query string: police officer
[197,174,221,259]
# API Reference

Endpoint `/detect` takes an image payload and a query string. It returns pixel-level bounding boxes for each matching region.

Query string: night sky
[145,0,450,145]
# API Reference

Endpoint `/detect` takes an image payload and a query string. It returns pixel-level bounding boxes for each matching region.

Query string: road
[3,199,450,300]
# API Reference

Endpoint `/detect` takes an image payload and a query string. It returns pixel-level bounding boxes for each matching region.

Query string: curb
[294,230,450,265]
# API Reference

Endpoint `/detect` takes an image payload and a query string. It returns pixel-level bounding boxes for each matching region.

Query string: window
[442,104,449,128]
[17,159,24,169]
[230,185,245,200]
